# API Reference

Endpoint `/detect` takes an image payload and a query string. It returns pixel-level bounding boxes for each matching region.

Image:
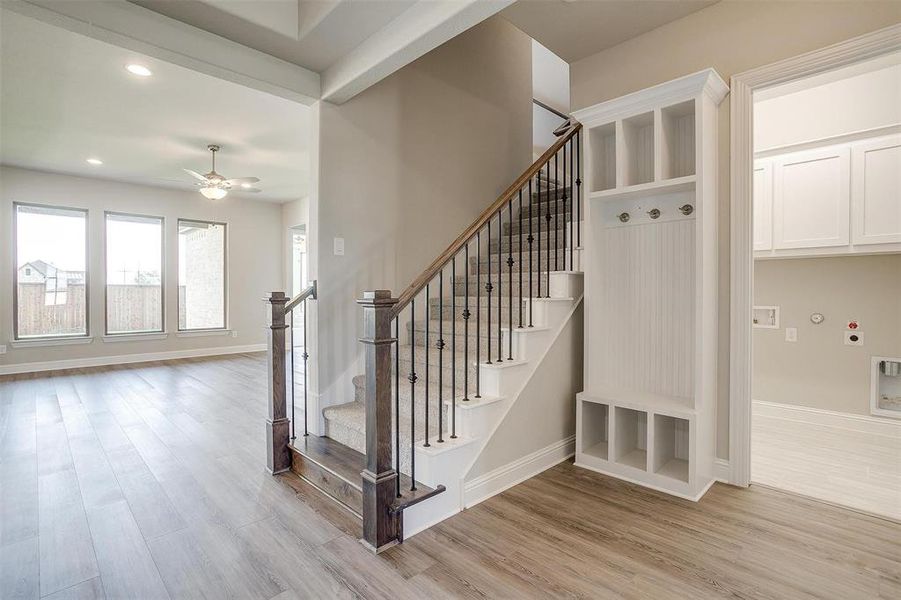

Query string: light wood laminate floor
[2,354,899,599]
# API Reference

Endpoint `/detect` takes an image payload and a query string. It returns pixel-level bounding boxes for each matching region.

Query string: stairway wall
[314,17,533,414]
[464,302,582,499]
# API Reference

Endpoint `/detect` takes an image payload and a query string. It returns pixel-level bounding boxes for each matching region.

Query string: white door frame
[728,24,901,487]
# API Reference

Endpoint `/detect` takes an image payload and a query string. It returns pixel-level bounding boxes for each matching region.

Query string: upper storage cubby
[589,123,616,192]
[660,100,696,179]
[622,112,655,186]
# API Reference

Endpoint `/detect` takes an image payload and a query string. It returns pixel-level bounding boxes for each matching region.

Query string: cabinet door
[773,146,850,249]
[753,160,773,251]
[851,134,901,245]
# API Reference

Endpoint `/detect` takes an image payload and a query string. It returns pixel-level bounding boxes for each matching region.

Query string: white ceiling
[131,0,418,73]
[501,0,717,64]
[0,9,311,203]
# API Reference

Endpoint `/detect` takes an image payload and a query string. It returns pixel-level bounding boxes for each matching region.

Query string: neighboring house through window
[14,203,89,338]
[177,219,227,330]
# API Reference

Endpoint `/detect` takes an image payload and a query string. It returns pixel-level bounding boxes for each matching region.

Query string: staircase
[266,120,584,552]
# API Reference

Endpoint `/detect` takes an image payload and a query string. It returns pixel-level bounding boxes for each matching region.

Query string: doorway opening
[749,51,901,520]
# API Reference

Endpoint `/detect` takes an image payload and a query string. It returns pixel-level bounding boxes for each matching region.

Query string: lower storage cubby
[614,407,647,471]
[653,414,690,482]
[581,401,609,460]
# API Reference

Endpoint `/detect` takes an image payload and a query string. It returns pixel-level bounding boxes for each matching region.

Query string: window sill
[102,332,169,343]
[10,336,93,349]
[176,329,232,338]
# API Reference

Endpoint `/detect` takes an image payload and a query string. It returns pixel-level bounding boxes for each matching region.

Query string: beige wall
[0,166,283,371]
[754,255,901,415]
[315,17,533,407]
[468,304,582,480]
[570,0,901,458]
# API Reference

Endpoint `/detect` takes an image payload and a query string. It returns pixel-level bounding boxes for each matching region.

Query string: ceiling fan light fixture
[200,185,228,200]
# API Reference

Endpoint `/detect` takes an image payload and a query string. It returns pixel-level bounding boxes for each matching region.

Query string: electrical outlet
[0,344,6,354]
[844,331,864,346]
[785,327,798,342]
[231,330,238,338]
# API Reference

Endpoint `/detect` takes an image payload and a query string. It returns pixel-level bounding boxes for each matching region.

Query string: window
[178,219,226,330]
[14,203,89,339]
[105,213,164,334]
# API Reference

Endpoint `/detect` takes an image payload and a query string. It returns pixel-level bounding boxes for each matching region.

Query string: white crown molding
[0,343,265,375]
[3,0,320,104]
[729,23,901,488]
[571,69,728,125]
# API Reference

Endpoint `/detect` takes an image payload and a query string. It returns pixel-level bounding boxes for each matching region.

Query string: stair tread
[288,435,441,511]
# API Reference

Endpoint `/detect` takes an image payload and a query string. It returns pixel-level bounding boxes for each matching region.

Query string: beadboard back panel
[594,218,695,399]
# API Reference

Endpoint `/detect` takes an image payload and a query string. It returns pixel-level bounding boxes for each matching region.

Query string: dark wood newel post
[357,290,399,553]
[265,291,290,474]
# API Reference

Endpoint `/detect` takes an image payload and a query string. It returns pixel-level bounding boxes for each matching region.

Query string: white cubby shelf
[573,69,728,501]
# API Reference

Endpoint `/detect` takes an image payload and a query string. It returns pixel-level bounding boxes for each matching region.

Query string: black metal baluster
[555,150,559,273]
[424,286,430,448]
[528,178,534,328]
[463,244,470,402]
[475,232,482,398]
[545,161,552,298]
[507,199,513,360]
[289,308,295,441]
[437,271,444,443]
[497,212,502,362]
[563,142,568,271]
[568,137,574,270]
[451,257,457,436]
[518,189,523,329]
[394,317,400,498]
[577,130,582,249]
[409,299,417,491]
[302,302,309,437]
[485,225,491,365]
[537,169,542,299]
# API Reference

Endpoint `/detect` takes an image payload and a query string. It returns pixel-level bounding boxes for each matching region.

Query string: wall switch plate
[231,331,238,338]
[333,237,345,256]
[844,331,864,346]
[785,327,798,342]
[0,344,6,354]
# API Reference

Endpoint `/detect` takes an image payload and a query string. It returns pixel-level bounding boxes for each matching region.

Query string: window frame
[12,201,91,341]
[103,211,166,337]
[176,218,228,332]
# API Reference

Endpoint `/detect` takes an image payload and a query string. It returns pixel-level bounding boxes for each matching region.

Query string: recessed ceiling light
[126,64,152,77]
[86,158,103,165]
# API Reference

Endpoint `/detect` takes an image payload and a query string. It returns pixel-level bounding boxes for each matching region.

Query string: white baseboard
[463,435,575,508]
[0,344,267,376]
[754,400,901,438]
[713,458,731,484]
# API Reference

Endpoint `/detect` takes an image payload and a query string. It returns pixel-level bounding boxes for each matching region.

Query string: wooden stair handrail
[390,120,581,319]
[285,280,317,312]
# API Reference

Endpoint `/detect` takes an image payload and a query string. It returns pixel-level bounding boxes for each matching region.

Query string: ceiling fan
[184,145,260,200]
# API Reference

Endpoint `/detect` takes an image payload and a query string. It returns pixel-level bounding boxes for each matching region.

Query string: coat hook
[679,204,694,216]
[617,212,630,223]
[647,208,660,219]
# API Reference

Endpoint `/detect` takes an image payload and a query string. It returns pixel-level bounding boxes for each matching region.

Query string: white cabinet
[753,161,773,251]
[851,134,901,245]
[772,146,850,250]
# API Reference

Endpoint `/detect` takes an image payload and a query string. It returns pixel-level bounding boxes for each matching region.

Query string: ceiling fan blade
[224,176,260,185]
[183,168,209,181]
[235,187,262,193]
